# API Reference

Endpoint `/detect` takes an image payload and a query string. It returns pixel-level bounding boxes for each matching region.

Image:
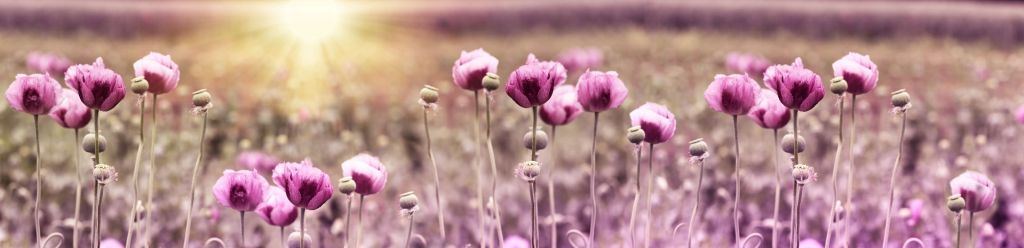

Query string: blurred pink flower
[704,74,760,115]
[237,151,280,174]
[49,89,92,129]
[273,159,334,210]
[950,171,997,212]
[1014,105,1024,125]
[904,199,924,227]
[725,52,770,75]
[832,52,878,95]
[213,169,269,212]
[540,84,583,126]
[799,238,824,248]
[764,58,824,112]
[26,52,71,76]
[256,186,299,226]
[629,102,676,144]
[133,52,180,95]
[504,235,530,248]
[576,70,628,112]
[209,205,221,224]
[5,73,62,115]
[506,54,567,108]
[99,238,125,248]
[341,154,388,195]
[452,48,499,91]
[747,89,790,129]
[558,47,602,73]
[65,58,126,111]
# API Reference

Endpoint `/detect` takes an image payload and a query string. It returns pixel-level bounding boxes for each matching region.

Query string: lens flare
[276,0,343,44]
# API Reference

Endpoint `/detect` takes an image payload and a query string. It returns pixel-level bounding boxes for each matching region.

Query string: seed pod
[192,89,212,108]
[947,194,966,213]
[130,76,150,95]
[627,126,645,144]
[482,73,501,92]
[830,77,848,95]
[689,138,708,157]
[399,191,419,210]
[523,128,549,151]
[891,89,911,108]
[781,133,805,155]
[93,164,118,185]
[515,161,542,182]
[337,177,356,195]
[82,133,107,154]
[792,164,815,184]
[287,231,313,248]
[419,85,439,104]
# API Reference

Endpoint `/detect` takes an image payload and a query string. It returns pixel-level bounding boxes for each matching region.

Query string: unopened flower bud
[192,89,212,108]
[482,73,501,91]
[82,133,107,154]
[515,161,542,182]
[130,77,149,95]
[781,133,805,155]
[830,77,848,95]
[523,128,549,151]
[93,164,118,185]
[399,191,419,210]
[287,231,313,248]
[947,194,966,213]
[891,89,911,108]
[689,138,708,157]
[627,126,645,144]
[419,85,439,104]
[337,177,356,195]
[792,164,815,184]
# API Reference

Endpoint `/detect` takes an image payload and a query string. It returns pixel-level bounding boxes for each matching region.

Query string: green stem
[72,129,83,248]
[143,94,158,247]
[824,96,845,248]
[126,96,146,247]
[628,144,642,248]
[32,115,42,248]
[731,115,742,248]
[588,112,600,247]
[529,181,539,248]
[181,111,209,248]
[240,211,246,248]
[95,185,105,248]
[300,208,306,248]
[422,107,446,240]
[771,129,781,248]
[547,125,558,248]
[842,95,857,247]
[404,214,415,248]
[344,195,353,247]
[792,185,804,248]
[968,212,974,248]
[472,91,487,248]
[488,94,505,248]
[954,213,962,248]
[686,159,705,248]
[881,111,908,247]
[789,109,800,248]
[644,143,656,248]
[356,195,365,247]
[90,108,100,248]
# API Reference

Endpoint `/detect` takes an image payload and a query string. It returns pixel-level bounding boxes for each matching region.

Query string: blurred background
[1,0,1023,247]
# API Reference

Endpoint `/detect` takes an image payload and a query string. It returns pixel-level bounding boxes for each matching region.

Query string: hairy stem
[405,214,415,248]
[422,107,447,240]
[356,195,365,248]
[881,111,908,247]
[825,96,845,248]
[686,160,705,248]
[33,115,42,247]
[644,143,656,248]
[842,95,857,247]
[182,111,209,248]
[588,112,600,247]
[126,96,146,247]
[548,125,558,248]
[731,115,742,248]
[143,94,158,247]
[771,130,782,248]
[72,129,83,248]
[488,94,505,248]
[628,144,643,247]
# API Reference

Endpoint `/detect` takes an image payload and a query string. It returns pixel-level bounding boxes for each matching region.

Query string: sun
[276,0,344,44]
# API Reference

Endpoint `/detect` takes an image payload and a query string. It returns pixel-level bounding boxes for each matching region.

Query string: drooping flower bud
[399,191,419,210]
[130,76,150,95]
[891,89,911,108]
[419,85,439,104]
[82,133,107,154]
[829,77,848,95]
[627,126,645,144]
[482,72,501,92]
[781,133,805,155]
[689,138,708,157]
[947,194,966,213]
[93,164,118,185]
[337,177,357,195]
[523,128,549,151]
[515,161,542,182]
[192,89,212,108]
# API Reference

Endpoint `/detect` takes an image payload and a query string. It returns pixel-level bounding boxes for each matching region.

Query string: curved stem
[356,195,365,248]
[126,96,146,247]
[143,94,158,247]
[344,196,353,247]
[686,160,705,248]
[405,214,415,248]
[472,91,487,248]
[182,111,209,248]
[488,95,505,248]
[422,107,447,240]
[547,125,558,248]
[628,145,643,248]
[882,112,908,247]
[771,130,782,248]
[32,115,42,248]
[72,129,83,248]
[731,115,742,248]
[842,95,857,247]
[644,143,656,248]
[588,112,600,247]
[825,96,845,248]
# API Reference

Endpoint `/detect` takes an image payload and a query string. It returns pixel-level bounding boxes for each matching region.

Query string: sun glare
[276,0,344,44]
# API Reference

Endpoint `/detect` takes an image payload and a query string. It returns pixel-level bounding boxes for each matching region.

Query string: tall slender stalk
[356,195,365,248]
[487,93,505,247]
[95,184,106,248]
[422,106,447,240]
[686,158,705,248]
[72,129,83,248]
[32,115,42,247]
[789,109,800,247]
[954,213,962,248]
[181,111,209,248]
[792,185,804,248]
[239,211,246,248]
[90,109,101,248]
[628,144,643,247]
[143,94,158,247]
[643,143,656,248]
[842,95,857,247]
[526,106,540,248]
[404,213,416,248]
[770,130,782,248]
[344,195,353,247]
[281,227,286,248]
[588,112,600,247]
[529,181,539,248]
[731,115,742,248]
[126,96,147,247]
[824,96,845,248]
[968,212,974,248]
[547,126,558,248]
[472,91,487,248]
[300,209,306,248]
[881,110,908,247]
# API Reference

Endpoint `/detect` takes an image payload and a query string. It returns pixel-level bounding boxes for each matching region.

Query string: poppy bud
[891,89,910,108]
[482,72,501,92]
[82,133,107,154]
[130,77,150,95]
[689,138,708,157]
[337,177,356,195]
[287,232,313,248]
[781,133,805,155]
[523,128,549,151]
[792,164,815,185]
[419,85,439,104]
[93,164,118,185]
[192,89,211,108]
[627,126,645,144]
[399,191,418,210]
[947,195,966,213]
[515,161,542,182]
[829,77,848,95]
